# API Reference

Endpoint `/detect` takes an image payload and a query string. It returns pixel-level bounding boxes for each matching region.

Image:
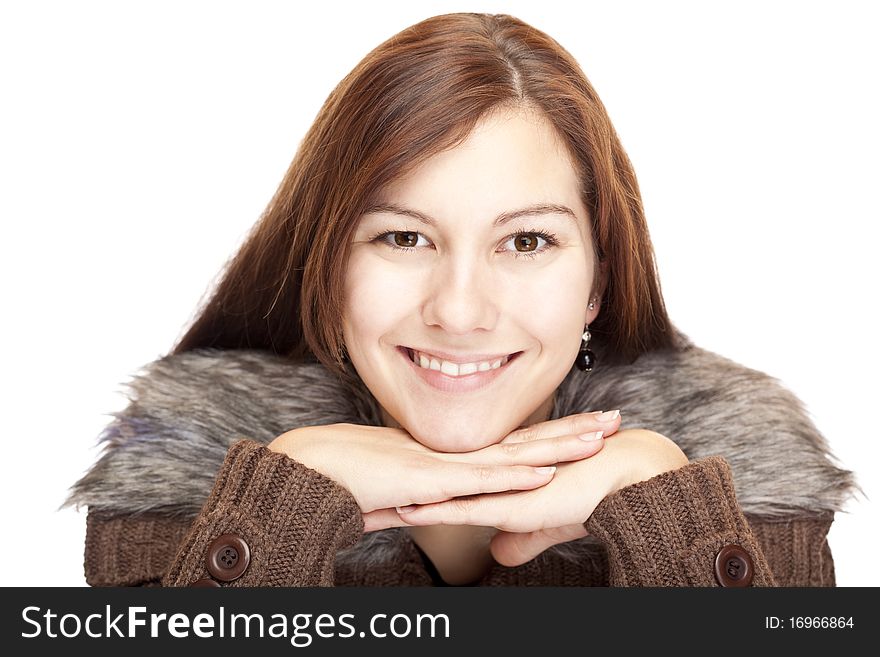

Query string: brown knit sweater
[84,439,835,587]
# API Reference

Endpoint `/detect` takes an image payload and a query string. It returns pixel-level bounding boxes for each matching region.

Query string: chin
[407,419,506,453]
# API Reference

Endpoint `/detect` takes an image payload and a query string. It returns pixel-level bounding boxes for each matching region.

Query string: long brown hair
[171,12,685,384]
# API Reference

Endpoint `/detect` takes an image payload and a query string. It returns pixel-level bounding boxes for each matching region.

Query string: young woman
[66,12,857,587]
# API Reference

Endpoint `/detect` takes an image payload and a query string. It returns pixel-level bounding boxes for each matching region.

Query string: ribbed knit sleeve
[85,509,195,586]
[585,456,778,587]
[746,514,836,586]
[160,438,364,587]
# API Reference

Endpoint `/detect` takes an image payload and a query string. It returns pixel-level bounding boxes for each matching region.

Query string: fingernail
[534,466,557,475]
[396,506,416,514]
[579,431,604,441]
[595,409,620,422]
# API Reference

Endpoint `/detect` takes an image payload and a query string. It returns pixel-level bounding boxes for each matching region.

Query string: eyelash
[367,227,560,260]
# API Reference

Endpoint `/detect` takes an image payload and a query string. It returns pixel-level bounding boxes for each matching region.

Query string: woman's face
[343,107,601,452]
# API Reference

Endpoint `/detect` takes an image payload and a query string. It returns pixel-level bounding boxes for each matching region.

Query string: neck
[406,525,498,585]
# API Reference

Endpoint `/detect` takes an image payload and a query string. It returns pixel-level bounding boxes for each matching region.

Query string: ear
[585,261,609,325]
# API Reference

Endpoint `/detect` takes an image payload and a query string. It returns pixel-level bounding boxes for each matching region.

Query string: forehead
[377,108,584,217]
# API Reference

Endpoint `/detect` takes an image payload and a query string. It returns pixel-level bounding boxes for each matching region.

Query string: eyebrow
[362,202,579,228]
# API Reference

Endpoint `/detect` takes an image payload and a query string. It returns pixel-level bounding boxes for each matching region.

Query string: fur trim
[64,326,859,565]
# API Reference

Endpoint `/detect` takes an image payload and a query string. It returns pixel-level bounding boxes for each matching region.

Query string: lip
[398,346,522,394]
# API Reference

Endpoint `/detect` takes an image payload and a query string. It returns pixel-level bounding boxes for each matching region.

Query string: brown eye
[514,234,539,252]
[394,232,419,248]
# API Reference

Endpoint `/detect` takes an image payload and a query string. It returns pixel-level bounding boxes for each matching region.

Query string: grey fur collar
[64,327,858,566]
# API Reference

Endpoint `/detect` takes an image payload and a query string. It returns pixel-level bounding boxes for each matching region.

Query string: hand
[267,411,622,531]
[358,411,622,531]
[392,429,690,566]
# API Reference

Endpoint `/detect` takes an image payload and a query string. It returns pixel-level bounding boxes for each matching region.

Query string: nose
[423,253,499,335]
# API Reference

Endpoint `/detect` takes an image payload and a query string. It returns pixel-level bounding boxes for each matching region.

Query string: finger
[489,524,590,567]
[395,491,530,531]
[388,459,557,509]
[428,462,558,501]
[362,508,411,533]
[500,410,621,445]
[443,431,605,466]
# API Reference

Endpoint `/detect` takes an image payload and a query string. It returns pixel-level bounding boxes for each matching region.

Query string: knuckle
[432,486,456,503]
[551,437,569,461]
[499,441,521,458]
[452,496,475,517]
[474,465,495,482]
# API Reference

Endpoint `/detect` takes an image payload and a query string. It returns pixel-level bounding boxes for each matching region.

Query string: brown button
[714,544,754,587]
[206,533,250,582]
[189,578,221,587]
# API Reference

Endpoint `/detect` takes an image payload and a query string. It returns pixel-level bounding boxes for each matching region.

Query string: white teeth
[410,349,511,376]
[440,360,458,376]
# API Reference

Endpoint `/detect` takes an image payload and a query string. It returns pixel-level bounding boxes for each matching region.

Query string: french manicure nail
[596,409,620,422]
[534,466,557,475]
[579,431,604,441]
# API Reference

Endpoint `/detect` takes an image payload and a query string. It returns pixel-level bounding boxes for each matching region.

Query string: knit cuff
[85,510,195,586]
[162,439,364,587]
[747,513,836,586]
[585,456,775,587]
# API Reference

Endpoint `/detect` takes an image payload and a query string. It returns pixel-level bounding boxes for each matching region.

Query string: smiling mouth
[402,347,523,374]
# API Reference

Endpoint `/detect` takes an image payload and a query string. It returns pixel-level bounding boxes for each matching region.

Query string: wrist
[610,429,690,492]
[268,427,319,467]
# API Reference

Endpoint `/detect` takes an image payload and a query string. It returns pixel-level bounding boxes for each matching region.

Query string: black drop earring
[575,298,598,373]
[575,324,595,372]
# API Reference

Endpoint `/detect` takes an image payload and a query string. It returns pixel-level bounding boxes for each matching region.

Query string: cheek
[521,287,588,355]
[343,253,413,338]
[517,257,592,327]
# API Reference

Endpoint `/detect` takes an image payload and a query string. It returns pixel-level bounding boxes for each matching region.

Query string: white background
[1,0,876,586]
